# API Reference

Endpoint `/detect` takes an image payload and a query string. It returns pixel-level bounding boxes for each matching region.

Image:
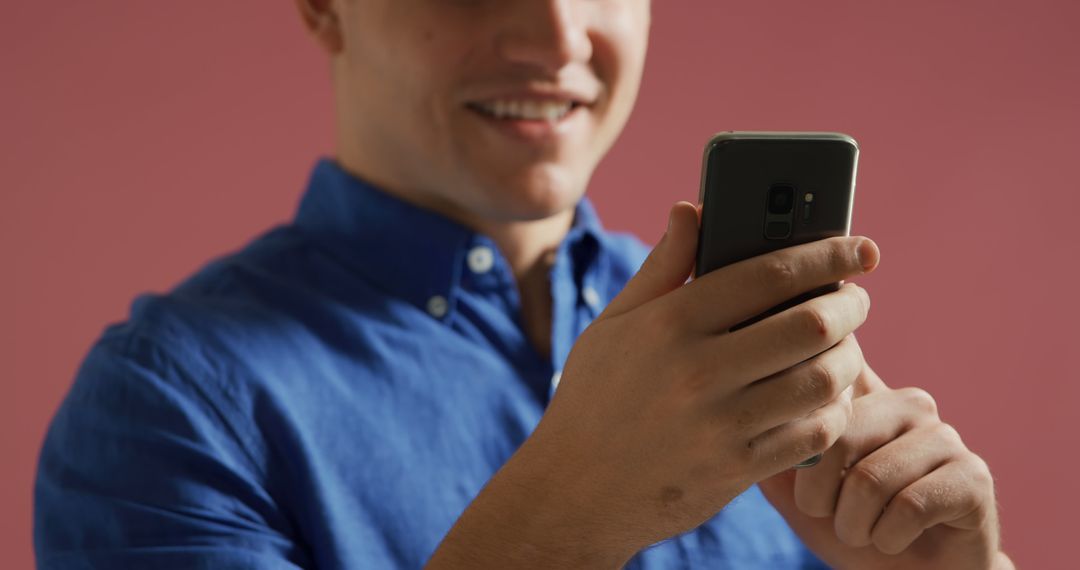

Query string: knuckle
[807,414,839,452]
[932,422,963,447]
[891,488,930,520]
[846,462,888,500]
[800,305,833,340]
[900,387,939,417]
[828,237,857,274]
[805,360,841,402]
[758,256,797,294]
[966,455,995,491]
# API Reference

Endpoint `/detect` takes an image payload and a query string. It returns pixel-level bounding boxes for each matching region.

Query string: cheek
[347,8,471,116]
[588,8,650,129]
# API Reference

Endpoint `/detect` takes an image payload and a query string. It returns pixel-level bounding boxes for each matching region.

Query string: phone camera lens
[768,185,795,214]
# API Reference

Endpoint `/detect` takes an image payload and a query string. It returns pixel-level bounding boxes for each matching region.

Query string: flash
[804,192,815,203]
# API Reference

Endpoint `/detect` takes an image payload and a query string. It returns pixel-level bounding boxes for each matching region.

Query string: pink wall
[4,2,1077,568]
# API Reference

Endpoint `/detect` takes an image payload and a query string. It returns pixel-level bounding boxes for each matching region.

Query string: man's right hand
[427,201,880,569]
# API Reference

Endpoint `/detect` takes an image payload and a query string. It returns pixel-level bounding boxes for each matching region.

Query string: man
[35,0,1013,568]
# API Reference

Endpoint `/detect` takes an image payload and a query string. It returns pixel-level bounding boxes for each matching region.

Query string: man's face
[332,0,651,224]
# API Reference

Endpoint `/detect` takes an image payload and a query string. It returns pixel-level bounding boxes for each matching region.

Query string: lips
[466,99,581,121]
[463,85,598,145]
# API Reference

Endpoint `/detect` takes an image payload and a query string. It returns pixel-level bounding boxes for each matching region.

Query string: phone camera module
[764,183,797,240]
[765,221,791,239]
[767,184,795,214]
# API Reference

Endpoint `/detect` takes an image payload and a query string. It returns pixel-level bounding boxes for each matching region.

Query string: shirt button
[467,246,494,274]
[582,286,602,309]
[551,370,563,390]
[426,295,448,318]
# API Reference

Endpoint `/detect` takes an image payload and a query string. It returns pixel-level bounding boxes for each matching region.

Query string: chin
[479,164,590,222]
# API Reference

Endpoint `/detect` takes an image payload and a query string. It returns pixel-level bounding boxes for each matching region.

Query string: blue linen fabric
[34,158,829,569]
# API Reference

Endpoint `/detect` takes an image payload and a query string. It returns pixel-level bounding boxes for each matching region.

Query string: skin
[297,0,650,358]
[295,1,1013,568]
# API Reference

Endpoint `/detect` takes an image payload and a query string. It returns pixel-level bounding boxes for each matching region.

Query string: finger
[734,334,863,437]
[599,201,699,321]
[869,456,994,555]
[703,282,870,388]
[747,384,854,478]
[793,387,941,519]
[674,235,879,334]
[832,422,965,548]
[850,340,889,397]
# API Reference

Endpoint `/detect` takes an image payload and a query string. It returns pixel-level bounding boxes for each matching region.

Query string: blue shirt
[35,158,828,569]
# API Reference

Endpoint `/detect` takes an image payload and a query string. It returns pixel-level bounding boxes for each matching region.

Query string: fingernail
[855,239,875,272]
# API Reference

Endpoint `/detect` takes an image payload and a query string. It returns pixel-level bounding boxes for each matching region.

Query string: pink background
[4,1,1078,568]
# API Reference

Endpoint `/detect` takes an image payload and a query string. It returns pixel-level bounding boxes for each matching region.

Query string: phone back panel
[695,133,858,276]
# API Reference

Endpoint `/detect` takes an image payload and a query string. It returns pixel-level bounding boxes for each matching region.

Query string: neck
[332,154,575,359]
[471,213,574,280]
[473,214,572,361]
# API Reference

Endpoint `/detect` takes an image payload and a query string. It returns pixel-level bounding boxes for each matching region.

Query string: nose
[495,0,593,72]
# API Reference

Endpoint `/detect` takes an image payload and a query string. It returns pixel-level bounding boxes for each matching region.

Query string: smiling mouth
[465,99,586,122]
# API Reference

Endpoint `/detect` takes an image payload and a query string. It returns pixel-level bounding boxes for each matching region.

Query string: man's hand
[429,201,881,568]
[758,360,1014,570]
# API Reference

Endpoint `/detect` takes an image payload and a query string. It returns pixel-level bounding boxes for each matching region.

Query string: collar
[293,157,606,319]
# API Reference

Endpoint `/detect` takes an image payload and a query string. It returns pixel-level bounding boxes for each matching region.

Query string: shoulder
[43,224,379,484]
[118,223,389,360]
[37,289,309,565]
[108,225,316,371]
[56,227,321,463]
[86,224,398,425]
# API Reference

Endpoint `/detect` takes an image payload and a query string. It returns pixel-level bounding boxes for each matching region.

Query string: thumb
[600,201,700,320]
[758,467,847,563]
[757,468,798,515]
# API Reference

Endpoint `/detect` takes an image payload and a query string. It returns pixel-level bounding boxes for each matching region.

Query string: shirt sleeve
[34,331,308,570]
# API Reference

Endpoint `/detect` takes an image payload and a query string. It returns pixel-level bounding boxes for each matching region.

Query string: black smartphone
[694,131,859,468]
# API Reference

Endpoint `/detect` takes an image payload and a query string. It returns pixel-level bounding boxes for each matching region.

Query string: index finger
[669,236,880,335]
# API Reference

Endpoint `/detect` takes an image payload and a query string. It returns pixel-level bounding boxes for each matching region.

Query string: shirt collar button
[467,246,494,274]
[582,285,602,309]
[426,295,449,318]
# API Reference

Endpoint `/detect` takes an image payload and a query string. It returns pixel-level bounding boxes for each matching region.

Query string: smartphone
[694,131,859,469]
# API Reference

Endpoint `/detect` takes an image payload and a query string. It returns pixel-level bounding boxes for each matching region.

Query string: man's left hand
[758,341,1013,569]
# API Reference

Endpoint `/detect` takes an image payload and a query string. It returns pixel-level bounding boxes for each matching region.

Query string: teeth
[476,99,574,121]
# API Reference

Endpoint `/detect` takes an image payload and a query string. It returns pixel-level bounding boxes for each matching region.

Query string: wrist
[426,427,636,569]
